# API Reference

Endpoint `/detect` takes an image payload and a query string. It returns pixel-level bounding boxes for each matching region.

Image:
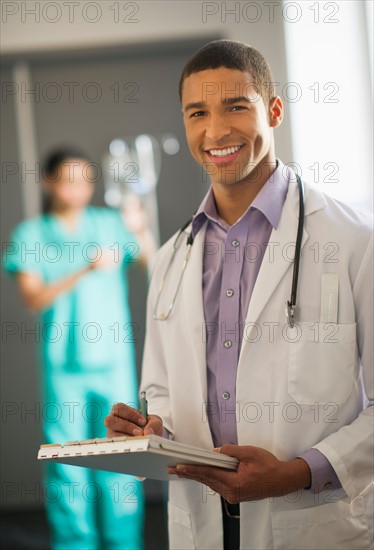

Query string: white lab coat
[141,173,373,550]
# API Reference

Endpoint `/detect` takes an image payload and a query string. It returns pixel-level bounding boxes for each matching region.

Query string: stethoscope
[153,175,305,328]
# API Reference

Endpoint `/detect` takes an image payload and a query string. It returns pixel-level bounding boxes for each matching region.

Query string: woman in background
[3,148,154,550]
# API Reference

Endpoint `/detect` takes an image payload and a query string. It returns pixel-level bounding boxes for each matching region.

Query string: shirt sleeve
[2,220,45,277]
[162,427,170,439]
[298,448,342,494]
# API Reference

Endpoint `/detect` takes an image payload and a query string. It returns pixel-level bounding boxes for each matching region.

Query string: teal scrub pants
[43,368,144,550]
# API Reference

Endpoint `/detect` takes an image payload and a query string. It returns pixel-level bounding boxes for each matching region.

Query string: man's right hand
[104,402,163,437]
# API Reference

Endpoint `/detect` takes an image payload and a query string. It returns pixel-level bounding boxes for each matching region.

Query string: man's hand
[104,402,163,437]
[168,444,311,503]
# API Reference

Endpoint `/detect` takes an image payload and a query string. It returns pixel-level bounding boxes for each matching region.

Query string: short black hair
[179,39,275,107]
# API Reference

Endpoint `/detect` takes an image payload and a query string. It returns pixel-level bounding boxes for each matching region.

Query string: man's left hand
[168,444,311,503]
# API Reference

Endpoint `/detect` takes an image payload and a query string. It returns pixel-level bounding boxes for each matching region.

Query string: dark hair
[41,147,91,213]
[179,39,275,107]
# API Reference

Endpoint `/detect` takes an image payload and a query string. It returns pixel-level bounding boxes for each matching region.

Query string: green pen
[139,391,148,420]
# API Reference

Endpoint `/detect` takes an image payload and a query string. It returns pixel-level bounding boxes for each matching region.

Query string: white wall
[2,1,285,56]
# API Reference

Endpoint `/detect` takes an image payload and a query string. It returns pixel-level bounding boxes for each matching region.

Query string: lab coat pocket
[288,322,357,405]
[168,502,196,550]
[271,497,371,549]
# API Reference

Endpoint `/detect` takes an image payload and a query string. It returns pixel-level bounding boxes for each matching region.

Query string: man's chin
[203,167,247,186]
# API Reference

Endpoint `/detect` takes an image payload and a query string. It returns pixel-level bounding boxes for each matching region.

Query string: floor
[0,501,168,550]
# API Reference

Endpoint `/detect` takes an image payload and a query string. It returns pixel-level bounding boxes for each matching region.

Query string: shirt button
[231,239,239,247]
[222,392,230,400]
[224,340,232,348]
[226,289,234,297]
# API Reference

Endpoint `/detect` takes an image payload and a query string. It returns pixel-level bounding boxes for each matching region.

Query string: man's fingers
[219,444,256,460]
[175,464,233,486]
[107,402,146,436]
[143,415,163,436]
[104,415,144,436]
[105,406,164,438]
[110,402,146,426]
[105,407,164,437]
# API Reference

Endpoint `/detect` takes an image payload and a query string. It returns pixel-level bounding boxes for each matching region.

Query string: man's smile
[204,145,244,164]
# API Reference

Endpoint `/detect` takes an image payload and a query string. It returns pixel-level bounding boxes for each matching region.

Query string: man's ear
[269,96,283,127]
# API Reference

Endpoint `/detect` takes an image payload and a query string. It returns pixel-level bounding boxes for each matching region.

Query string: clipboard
[38,435,239,481]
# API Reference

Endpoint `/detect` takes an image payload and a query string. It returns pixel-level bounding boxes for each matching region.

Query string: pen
[140,391,148,420]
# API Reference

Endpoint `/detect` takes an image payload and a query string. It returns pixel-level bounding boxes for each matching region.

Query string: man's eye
[231,105,246,111]
[191,111,204,118]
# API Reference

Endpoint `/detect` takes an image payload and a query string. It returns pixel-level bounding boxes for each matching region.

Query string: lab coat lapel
[181,220,209,403]
[241,177,309,344]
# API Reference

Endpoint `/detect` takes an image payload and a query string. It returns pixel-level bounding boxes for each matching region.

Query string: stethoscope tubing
[154,175,305,326]
[288,174,305,313]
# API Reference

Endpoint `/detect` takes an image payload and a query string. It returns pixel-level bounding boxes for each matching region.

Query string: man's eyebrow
[184,101,206,111]
[223,96,251,105]
[183,96,251,111]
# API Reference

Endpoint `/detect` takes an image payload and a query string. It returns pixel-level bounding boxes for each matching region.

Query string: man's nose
[205,115,231,142]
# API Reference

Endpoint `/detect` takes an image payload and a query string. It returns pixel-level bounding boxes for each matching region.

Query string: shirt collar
[192,159,289,237]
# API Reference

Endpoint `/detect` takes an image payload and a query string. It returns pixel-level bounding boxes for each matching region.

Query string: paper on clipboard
[38,435,238,481]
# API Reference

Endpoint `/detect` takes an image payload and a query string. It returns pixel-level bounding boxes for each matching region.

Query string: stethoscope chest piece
[286,301,296,329]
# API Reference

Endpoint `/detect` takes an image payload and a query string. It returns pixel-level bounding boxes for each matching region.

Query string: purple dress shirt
[191,160,341,494]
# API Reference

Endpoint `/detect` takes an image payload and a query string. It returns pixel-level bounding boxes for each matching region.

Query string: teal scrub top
[3,207,139,372]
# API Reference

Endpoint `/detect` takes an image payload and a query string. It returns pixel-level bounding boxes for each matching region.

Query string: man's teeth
[209,146,241,157]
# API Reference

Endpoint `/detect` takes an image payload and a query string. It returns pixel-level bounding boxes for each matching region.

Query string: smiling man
[105,40,373,550]
[181,65,282,225]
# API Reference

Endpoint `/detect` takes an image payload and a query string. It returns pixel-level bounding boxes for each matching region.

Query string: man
[105,40,373,549]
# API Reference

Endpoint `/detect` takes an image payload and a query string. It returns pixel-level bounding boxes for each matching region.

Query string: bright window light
[283,0,373,211]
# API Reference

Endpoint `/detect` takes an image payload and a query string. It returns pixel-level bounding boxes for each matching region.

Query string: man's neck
[212,159,277,226]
